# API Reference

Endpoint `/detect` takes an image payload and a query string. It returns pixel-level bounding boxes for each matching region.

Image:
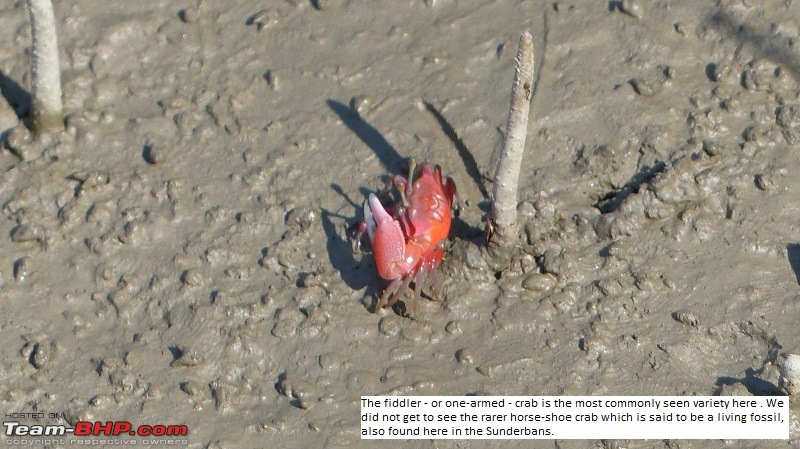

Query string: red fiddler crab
[356,160,456,315]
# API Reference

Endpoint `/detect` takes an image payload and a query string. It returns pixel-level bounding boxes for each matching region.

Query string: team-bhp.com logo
[4,420,188,437]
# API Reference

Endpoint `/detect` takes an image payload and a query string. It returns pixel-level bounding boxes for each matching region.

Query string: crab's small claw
[353,220,369,254]
[362,196,376,242]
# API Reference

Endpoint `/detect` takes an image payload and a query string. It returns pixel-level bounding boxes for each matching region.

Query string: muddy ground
[1,0,800,448]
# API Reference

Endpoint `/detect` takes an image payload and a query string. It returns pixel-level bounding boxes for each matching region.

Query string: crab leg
[428,265,441,300]
[411,268,428,316]
[376,275,411,311]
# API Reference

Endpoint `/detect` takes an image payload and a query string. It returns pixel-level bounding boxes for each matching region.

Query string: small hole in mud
[393,301,407,316]
[494,271,502,280]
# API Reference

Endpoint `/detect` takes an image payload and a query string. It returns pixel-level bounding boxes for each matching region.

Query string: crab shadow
[0,71,30,119]
[326,99,404,175]
[0,71,31,144]
[320,197,381,310]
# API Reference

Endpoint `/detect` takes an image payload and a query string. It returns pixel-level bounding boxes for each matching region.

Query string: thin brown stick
[27,0,63,134]
[489,31,534,256]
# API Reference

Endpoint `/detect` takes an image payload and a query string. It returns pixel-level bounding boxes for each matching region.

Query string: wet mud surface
[2,1,800,448]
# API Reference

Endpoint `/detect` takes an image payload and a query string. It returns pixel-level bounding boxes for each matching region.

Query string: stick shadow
[707,9,800,78]
[715,368,779,396]
[423,101,490,200]
[786,244,800,284]
[595,160,667,213]
[714,335,781,396]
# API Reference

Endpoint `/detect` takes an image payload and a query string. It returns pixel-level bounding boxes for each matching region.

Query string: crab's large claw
[363,194,422,280]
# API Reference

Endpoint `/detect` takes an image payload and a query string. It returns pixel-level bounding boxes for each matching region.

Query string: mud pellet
[349,95,377,117]
[462,243,490,269]
[312,0,334,10]
[285,207,316,229]
[710,61,730,82]
[455,348,474,364]
[672,309,699,327]
[14,257,30,282]
[144,143,166,164]
[224,265,250,280]
[754,173,776,191]
[6,125,34,160]
[277,371,317,409]
[171,347,205,367]
[445,320,462,334]
[388,348,414,362]
[694,168,721,191]
[721,97,739,112]
[250,8,279,30]
[31,342,48,368]
[620,0,643,19]
[580,335,607,354]
[271,307,305,338]
[522,273,557,292]
[264,70,280,90]
[181,269,204,286]
[121,220,141,244]
[181,380,203,396]
[298,314,325,339]
[552,287,579,314]
[65,408,94,427]
[476,365,495,377]
[180,2,202,23]
[10,224,44,243]
[400,326,427,344]
[378,316,403,337]
[518,253,538,274]
[56,189,74,208]
[90,394,113,408]
[209,381,231,412]
[630,78,656,96]
[318,352,343,370]
[702,140,720,156]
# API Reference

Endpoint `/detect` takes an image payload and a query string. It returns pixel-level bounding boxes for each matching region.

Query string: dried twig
[26,0,63,134]
[488,31,535,265]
